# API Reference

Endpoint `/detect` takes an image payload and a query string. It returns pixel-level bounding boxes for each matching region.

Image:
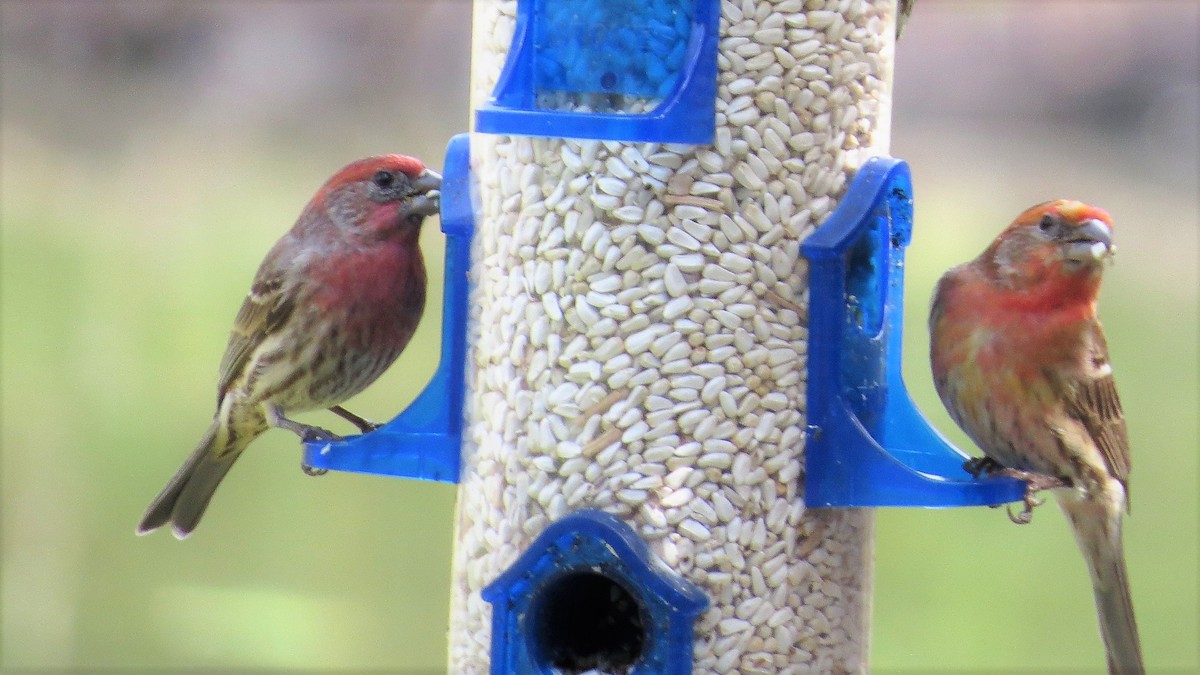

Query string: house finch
[137,155,440,539]
[929,200,1142,674]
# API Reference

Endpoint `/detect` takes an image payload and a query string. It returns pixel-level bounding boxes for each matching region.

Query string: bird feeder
[303,1,1024,672]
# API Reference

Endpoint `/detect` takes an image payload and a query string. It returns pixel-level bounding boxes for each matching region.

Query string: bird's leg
[963,456,1005,478]
[991,468,1069,525]
[328,405,381,434]
[267,406,342,442]
[266,405,338,476]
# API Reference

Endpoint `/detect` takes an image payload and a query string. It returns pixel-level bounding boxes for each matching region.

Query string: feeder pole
[450,1,897,671]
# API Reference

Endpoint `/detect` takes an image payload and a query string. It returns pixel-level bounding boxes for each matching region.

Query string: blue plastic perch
[300,134,474,482]
[475,0,719,143]
[800,157,1025,507]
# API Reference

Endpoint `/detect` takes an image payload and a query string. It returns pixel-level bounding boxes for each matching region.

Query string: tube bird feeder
[303,1,1025,672]
[454,0,890,671]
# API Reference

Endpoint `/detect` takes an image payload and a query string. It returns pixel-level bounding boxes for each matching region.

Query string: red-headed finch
[138,155,440,539]
[929,200,1142,674]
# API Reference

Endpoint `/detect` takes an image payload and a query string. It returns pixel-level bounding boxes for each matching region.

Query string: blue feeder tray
[300,134,475,482]
[483,510,708,675]
[800,157,1025,508]
[475,0,719,143]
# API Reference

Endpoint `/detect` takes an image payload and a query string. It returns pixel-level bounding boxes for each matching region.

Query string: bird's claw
[991,468,1068,525]
[301,462,328,477]
[964,460,1067,524]
[297,426,338,476]
[1006,502,1034,525]
[1006,486,1048,524]
[964,456,1004,478]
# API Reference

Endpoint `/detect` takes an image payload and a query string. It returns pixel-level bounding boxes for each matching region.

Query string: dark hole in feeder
[531,571,646,674]
[600,71,617,90]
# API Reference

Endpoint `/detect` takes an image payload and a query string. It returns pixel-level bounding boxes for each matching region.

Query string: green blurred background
[1,1,1196,672]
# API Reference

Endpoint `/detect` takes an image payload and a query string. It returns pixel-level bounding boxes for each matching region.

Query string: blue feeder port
[483,510,708,675]
[300,134,475,482]
[800,157,1025,508]
[475,0,719,143]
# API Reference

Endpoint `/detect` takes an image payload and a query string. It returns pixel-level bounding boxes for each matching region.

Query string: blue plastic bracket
[474,0,719,143]
[300,134,475,482]
[799,157,1024,507]
[482,510,708,675]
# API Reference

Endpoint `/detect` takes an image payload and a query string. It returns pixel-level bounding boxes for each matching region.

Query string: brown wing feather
[1067,373,1130,482]
[1062,323,1132,501]
[216,272,296,402]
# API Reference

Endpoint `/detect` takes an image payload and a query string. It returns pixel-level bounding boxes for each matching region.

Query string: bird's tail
[1060,494,1144,675]
[137,419,253,539]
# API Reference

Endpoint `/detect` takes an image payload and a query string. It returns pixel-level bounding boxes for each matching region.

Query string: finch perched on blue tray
[138,155,440,539]
[930,200,1143,674]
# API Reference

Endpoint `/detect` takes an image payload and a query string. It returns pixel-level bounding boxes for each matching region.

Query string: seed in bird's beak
[404,170,441,218]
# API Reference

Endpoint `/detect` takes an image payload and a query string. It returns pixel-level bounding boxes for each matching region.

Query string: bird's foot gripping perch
[299,406,383,475]
[267,407,342,477]
[963,456,1004,479]
[295,424,341,476]
[964,458,1068,524]
[997,469,1069,524]
[301,464,329,477]
[296,426,340,476]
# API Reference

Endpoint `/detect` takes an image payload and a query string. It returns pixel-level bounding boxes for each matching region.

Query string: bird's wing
[1062,323,1132,494]
[216,267,297,403]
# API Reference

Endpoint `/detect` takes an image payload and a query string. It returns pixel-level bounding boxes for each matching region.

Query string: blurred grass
[2,2,1198,673]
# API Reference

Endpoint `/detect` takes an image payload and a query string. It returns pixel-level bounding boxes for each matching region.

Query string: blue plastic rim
[534,0,692,99]
[300,134,475,482]
[800,157,1025,508]
[475,0,719,143]
[483,510,707,675]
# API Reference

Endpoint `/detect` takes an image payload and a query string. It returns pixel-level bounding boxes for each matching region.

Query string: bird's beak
[413,169,442,194]
[408,169,442,218]
[1063,218,1114,263]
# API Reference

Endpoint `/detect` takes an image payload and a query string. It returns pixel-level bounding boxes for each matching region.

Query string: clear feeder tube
[451,0,897,671]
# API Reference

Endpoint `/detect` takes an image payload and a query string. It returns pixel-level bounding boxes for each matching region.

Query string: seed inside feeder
[453,0,895,671]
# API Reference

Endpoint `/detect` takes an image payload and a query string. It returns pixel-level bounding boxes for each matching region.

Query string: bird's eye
[372,170,395,189]
[1039,214,1055,231]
